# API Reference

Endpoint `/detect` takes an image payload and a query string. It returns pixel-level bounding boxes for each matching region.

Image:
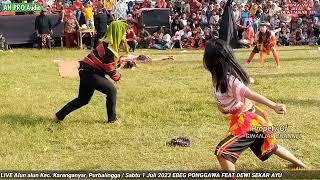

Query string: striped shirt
[215,75,253,114]
[82,42,120,81]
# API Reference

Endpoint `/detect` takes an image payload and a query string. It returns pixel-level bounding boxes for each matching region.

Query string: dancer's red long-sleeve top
[82,42,121,81]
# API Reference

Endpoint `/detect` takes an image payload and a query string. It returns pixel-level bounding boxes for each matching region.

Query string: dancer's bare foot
[51,114,61,123]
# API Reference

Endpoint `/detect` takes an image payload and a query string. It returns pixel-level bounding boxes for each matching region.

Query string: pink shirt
[215,75,253,114]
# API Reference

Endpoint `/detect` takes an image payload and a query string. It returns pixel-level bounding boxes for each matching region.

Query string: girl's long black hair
[203,39,250,93]
[258,29,271,46]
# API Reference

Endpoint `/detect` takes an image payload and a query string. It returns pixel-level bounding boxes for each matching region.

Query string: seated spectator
[127,1,135,15]
[181,0,191,15]
[152,26,165,45]
[279,5,292,26]
[153,28,171,50]
[83,3,94,28]
[278,26,290,46]
[209,11,219,26]
[183,25,204,48]
[200,10,209,27]
[180,13,188,27]
[171,29,185,49]
[179,26,192,47]
[137,26,152,48]
[64,10,80,48]
[293,28,306,45]
[126,25,138,52]
[270,14,280,30]
[171,17,183,34]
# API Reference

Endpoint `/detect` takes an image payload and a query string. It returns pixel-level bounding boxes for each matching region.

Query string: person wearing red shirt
[189,0,202,12]
[156,0,167,8]
[73,0,83,21]
[126,25,138,52]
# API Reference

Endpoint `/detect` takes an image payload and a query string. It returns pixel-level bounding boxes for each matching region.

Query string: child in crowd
[203,38,306,171]
[83,3,94,28]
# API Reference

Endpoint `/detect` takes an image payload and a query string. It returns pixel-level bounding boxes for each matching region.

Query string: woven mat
[55,60,79,78]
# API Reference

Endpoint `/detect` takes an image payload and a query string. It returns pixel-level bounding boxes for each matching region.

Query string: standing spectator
[73,0,83,22]
[35,8,52,49]
[232,3,241,26]
[126,25,138,52]
[83,3,94,28]
[64,10,80,48]
[94,7,108,47]
[116,0,128,20]
[241,4,249,25]
[104,0,114,14]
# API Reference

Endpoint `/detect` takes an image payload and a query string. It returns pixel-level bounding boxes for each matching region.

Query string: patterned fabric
[64,18,77,33]
[82,42,121,81]
[41,34,48,48]
[225,105,276,155]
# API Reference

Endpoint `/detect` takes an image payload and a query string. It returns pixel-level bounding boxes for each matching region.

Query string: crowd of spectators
[1,0,320,49]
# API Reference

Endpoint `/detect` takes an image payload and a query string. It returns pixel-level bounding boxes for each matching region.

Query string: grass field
[0,46,319,171]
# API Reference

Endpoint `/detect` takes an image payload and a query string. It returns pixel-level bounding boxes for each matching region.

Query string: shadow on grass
[0,113,48,127]
[252,71,320,79]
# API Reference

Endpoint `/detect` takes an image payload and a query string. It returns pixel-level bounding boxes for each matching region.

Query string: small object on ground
[167,137,191,147]
[56,61,80,78]
[249,77,255,84]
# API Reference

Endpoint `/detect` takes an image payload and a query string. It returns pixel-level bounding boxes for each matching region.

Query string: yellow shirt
[83,7,94,20]
[104,0,114,10]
